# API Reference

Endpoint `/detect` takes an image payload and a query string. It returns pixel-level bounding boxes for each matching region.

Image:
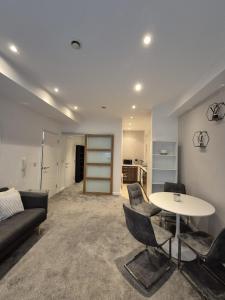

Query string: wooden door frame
[83,134,114,195]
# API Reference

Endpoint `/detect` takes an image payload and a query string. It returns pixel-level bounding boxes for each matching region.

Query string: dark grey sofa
[0,187,48,261]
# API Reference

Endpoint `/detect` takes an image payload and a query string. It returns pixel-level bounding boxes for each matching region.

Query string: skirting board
[113,191,121,196]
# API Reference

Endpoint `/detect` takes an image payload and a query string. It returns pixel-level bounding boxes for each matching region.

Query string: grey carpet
[0,184,200,300]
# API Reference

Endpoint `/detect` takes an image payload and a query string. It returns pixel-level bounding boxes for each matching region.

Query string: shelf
[86,177,110,180]
[153,141,176,144]
[86,148,112,152]
[86,163,111,166]
[153,168,177,171]
[153,154,176,157]
[152,140,177,190]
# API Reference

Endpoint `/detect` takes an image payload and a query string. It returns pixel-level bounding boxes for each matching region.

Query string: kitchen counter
[122,164,148,193]
[122,164,148,173]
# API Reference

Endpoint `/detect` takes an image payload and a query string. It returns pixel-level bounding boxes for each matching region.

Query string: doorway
[61,134,85,193]
[40,130,60,198]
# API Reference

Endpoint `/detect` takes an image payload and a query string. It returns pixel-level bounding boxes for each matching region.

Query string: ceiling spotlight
[54,87,59,93]
[128,122,132,126]
[130,116,134,119]
[74,106,78,110]
[143,34,152,46]
[134,83,143,92]
[132,105,136,109]
[101,105,107,109]
[9,44,19,54]
[71,40,81,50]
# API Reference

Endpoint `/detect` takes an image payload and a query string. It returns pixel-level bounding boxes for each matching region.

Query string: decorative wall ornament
[206,102,225,121]
[192,131,209,148]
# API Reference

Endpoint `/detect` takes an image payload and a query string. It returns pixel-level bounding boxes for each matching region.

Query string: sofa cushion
[0,208,46,252]
[0,188,24,221]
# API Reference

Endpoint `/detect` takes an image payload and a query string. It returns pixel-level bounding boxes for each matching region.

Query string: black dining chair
[161,182,187,228]
[127,183,161,217]
[178,228,225,299]
[164,182,186,194]
[178,228,225,269]
[123,203,173,290]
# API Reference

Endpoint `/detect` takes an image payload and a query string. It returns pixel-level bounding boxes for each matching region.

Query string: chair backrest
[123,203,158,247]
[164,182,186,194]
[206,228,225,264]
[127,183,144,207]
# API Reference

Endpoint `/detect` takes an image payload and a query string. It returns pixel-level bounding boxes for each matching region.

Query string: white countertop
[122,164,148,173]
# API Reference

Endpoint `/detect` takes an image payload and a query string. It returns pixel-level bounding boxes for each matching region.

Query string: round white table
[149,192,215,261]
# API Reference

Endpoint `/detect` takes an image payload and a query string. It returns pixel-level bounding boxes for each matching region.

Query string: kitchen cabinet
[122,166,138,183]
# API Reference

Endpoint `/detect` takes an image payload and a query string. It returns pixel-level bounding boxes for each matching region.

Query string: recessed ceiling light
[54,87,59,93]
[71,40,81,50]
[132,105,136,109]
[130,116,134,119]
[134,82,143,92]
[101,105,107,109]
[9,44,19,54]
[74,106,78,110]
[128,122,132,126]
[142,34,152,46]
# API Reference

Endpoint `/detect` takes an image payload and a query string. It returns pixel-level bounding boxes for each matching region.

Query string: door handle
[42,166,50,170]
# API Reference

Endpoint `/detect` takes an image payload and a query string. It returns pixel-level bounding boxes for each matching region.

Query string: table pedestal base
[163,237,196,261]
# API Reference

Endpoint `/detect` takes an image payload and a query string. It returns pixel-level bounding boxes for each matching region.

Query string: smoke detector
[71,40,81,50]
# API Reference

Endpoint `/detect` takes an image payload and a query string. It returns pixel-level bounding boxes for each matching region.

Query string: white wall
[0,97,62,191]
[0,97,123,196]
[152,102,178,142]
[63,118,123,195]
[150,104,178,194]
[179,88,225,236]
[122,130,144,162]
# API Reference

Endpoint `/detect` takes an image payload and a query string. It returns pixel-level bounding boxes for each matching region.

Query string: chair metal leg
[169,238,172,259]
[178,237,181,269]
[37,226,41,235]
[159,213,163,227]
[124,248,149,290]
[124,246,171,290]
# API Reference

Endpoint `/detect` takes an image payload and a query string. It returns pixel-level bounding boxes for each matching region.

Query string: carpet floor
[0,184,200,300]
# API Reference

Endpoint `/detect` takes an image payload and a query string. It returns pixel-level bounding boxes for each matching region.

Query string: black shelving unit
[75,145,84,183]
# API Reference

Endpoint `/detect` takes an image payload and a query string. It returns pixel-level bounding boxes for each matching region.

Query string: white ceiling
[123,113,151,131]
[1,0,225,121]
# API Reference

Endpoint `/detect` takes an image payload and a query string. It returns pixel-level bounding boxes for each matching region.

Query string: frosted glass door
[86,151,111,163]
[87,136,112,149]
[86,179,110,193]
[86,165,111,178]
[84,135,113,194]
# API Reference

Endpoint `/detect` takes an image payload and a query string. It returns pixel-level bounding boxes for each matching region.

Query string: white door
[41,131,60,197]
[63,137,75,187]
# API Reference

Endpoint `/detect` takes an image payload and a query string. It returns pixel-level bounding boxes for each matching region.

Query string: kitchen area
[122,130,149,195]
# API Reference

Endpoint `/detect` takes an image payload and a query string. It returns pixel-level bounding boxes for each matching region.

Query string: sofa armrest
[0,187,9,192]
[19,191,48,213]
